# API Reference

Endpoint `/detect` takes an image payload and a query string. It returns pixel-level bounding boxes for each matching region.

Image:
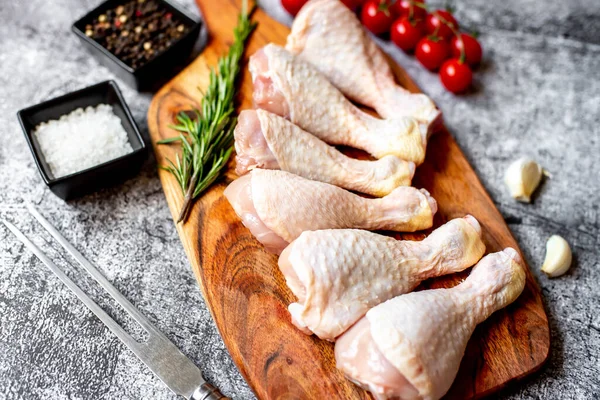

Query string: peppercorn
[85,0,191,69]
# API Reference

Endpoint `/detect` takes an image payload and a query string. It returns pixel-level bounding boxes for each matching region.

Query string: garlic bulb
[541,235,572,277]
[504,158,543,203]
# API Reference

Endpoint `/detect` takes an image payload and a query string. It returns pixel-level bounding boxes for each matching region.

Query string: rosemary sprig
[157,1,257,223]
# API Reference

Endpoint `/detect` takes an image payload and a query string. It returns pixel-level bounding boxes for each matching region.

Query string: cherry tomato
[390,0,426,20]
[440,59,472,93]
[361,0,395,35]
[451,33,482,66]
[342,0,368,9]
[391,17,427,52]
[340,0,359,10]
[426,10,458,39]
[281,0,308,16]
[415,37,450,71]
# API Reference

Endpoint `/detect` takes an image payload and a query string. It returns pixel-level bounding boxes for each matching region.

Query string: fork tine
[1,219,139,350]
[25,203,162,337]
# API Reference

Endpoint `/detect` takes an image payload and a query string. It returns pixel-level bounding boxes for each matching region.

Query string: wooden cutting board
[147,1,550,398]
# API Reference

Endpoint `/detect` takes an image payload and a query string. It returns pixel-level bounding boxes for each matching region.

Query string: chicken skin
[234,109,415,196]
[335,248,526,400]
[287,0,441,130]
[223,169,437,254]
[278,216,486,340]
[250,44,429,164]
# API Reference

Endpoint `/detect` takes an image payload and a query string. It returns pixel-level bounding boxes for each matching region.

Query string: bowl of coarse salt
[17,80,147,200]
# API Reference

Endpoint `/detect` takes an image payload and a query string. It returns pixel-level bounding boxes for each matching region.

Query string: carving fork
[2,204,228,400]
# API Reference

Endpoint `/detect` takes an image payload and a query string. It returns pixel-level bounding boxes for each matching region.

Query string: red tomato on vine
[440,59,473,93]
[391,16,427,52]
[415,36,450,71]
[426,10,459,39]
[361,1,396,35]
[391,0,427,20]
[451,33,483,66]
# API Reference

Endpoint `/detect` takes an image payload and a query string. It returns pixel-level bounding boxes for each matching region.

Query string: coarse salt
[33,104,134,179]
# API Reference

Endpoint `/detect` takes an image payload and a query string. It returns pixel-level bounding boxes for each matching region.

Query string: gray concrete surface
[0,0,598,399]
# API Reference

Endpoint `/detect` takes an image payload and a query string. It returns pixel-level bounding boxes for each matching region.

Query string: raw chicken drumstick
[279,216,486,341]
[223,169,437,254]
[235,109,416,196]
[287,0,441,129]
[335,248,526,400]
[250,44,429,164]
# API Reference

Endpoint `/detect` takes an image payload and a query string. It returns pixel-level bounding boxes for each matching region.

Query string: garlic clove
[541,235,572,278]
[504,158,543,203]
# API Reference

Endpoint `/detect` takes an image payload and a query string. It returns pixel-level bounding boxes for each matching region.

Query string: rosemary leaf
[156,136,182,144]
[157,0,256,223]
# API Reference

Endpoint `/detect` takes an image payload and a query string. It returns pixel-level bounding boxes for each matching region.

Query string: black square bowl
[17,80,147,200]
[72,0,202,91]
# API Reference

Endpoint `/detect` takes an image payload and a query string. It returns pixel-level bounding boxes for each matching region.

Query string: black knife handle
[191,382,230,400]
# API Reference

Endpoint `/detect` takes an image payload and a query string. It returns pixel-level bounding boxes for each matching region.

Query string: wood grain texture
[147,1,550,398]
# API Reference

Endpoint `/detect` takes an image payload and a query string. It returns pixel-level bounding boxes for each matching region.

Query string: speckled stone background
[0,0,598,399]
